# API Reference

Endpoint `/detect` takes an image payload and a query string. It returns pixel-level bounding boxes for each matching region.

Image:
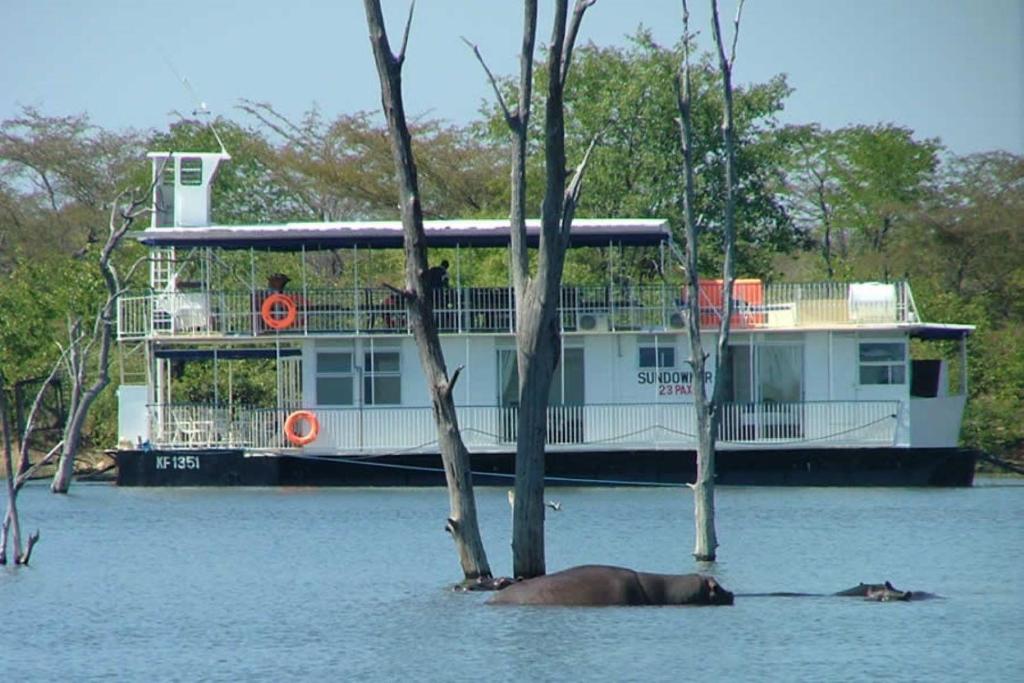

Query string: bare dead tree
[362,0,494,585]
[467,0,596,579]
[674,0,744,561]
[1,361,68,564]
[50,185,151,493]
[1,372,41,565]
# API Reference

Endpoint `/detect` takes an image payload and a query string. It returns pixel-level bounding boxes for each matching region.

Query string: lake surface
[3,479,1022,681]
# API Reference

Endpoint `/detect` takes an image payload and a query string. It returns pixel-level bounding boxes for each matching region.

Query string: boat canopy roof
[135,218,671,250]
[153,347,302,361]
[907,323,975,340]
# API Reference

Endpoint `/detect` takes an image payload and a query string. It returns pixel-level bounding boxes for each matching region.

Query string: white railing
[118,281,920,340]
[147,400,900,452]
[149,404,287,449]
[763,281,918,327]
[717,401,899,445]
[118,294,152,338]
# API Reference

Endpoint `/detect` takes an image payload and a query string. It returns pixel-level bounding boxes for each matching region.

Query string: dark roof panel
[135,218,671,250]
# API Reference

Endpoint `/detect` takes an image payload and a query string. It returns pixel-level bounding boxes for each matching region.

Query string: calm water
[2,479,1022,681]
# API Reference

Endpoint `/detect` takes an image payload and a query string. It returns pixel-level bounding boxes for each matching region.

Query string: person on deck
[425,259,453,328]
[425,259,450,293]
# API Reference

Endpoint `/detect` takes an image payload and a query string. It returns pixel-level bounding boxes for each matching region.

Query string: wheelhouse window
[638,337,676,369]
[316,352,354,405]
[364,351,401,405]
[859,342,906,385]
[154,157,176,227]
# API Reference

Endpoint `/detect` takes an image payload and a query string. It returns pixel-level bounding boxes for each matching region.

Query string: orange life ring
[284,410,320,447]
[261,293,297,330]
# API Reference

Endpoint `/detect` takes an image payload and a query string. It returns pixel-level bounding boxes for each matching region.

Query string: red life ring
[261,293,297,330]
[284,410,320,447]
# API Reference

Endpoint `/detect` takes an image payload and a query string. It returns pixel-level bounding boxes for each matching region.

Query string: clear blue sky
[1,0,1021,155]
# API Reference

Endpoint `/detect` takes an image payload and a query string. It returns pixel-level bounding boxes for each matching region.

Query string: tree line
[1,29,1021,467]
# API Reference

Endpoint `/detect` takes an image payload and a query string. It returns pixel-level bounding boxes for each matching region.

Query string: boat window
[154,157,175,227]
[638,337,675,369]
[180,157,203,186]
[726,343,804,403]
[859,342,906,385]
[364,351,401,405]
[497,348,584,406]
[316,352,354,405]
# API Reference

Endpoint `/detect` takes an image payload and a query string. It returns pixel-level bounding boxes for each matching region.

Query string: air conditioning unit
[578,313,610,331]
[668,311,687,329]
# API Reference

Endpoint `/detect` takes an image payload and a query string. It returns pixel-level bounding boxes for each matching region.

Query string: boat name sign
[637,369,712,396]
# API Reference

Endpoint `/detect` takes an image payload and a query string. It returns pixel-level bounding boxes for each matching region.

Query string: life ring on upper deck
[261,293,298,330]
[284,410,320,447]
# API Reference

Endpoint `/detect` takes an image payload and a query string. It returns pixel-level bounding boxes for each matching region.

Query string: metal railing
[147,400,900,452]
[118,281,919,340]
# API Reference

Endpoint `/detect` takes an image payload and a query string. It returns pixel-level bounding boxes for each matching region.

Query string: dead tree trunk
[2,347,72,563]
[1,372,40,565]
[675,0,744,562]
[469,0,596,579]
[51,188,144,493]
[363,0,492,583]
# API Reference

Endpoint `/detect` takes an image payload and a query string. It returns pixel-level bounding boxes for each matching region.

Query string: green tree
[781,123,941,279]
[0,109,155,462]
[0,108,144,275]
[239,103,507,222]
[484,29,800,279]
[891,152,1024,459]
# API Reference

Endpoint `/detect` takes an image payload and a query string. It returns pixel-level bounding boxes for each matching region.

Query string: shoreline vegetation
[0,448,115,481]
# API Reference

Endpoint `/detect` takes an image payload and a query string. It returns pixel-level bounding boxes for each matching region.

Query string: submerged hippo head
[835,580,922,601]
[864,581,913,602]
[704,576,735,605]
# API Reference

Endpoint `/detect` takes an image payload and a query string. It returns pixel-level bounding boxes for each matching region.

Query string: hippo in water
[486,564,734,606]
[833,581,934,601]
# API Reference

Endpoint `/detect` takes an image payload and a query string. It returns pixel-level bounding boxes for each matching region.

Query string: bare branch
[506,0,538,292]
[1,371,24,563]
[560,132,601,238]
[0,516,8,565]
[237,100,314,151]
[447,364,464,394]
[461,37,514,128]
[19,529,39,565]
[730,0,746,66]
[120,255,151,288]
[710,0,744,74]
[17,357,64,471]
[560,0,597,84]
[15,441,63,489]
[381,281,413,301]
[396,1,416,66]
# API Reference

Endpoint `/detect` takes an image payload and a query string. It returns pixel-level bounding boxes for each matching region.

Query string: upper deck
[121,152,947,342]
[117,277,927,341]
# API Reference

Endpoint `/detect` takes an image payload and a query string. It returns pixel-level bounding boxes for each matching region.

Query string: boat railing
[118,281,920,340]
[147,400,901,452]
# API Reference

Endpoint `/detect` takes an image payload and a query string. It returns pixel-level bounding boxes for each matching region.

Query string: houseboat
[113,150,977,486]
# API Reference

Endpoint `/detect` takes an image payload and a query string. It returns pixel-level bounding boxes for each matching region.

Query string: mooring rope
[272,450,687,488]
[977,452,1024,475]
[238,413,901,488]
